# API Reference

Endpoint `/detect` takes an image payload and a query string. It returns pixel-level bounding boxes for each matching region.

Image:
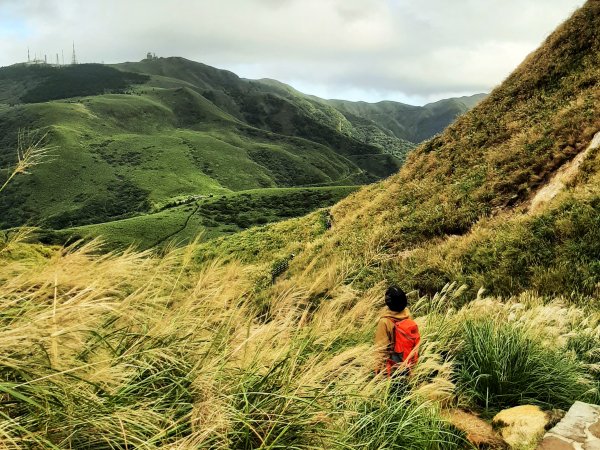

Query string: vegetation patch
[455,319,589,412]
[0,64,149,103]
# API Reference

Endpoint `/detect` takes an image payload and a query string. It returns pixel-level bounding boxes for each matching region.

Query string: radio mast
[71,42,78,65]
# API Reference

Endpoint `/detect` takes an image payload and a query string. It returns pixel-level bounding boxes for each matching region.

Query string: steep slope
[202,0,600,300]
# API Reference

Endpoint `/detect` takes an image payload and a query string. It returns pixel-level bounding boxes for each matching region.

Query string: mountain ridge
[0,56,483,246]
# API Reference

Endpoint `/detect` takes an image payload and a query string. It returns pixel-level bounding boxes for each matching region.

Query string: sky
[0,0,585,105]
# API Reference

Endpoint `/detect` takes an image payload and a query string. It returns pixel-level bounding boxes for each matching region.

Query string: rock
[584,441,600,450]
[537,402,600,450]
[445,409,508,449]
[547,402,600,443]
[537,436,575,449]
[493,405,550,448]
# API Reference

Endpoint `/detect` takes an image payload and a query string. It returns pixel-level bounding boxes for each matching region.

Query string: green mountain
[325,93,486,143]
[0,57,482,247]
[0,61,395,233]
[114,57,420,159]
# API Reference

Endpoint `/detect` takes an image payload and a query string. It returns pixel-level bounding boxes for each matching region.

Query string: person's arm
[374,318,390,373]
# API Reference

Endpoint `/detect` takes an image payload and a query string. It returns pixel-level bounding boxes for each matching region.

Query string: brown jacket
[374,308,411,372]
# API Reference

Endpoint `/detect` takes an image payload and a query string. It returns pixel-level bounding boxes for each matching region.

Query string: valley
[0,58,482,248]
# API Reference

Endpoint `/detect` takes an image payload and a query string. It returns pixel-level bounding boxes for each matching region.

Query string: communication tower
[71,42,78,65]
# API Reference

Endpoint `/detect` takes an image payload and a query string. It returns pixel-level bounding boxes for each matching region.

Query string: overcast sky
[0,0,585,105]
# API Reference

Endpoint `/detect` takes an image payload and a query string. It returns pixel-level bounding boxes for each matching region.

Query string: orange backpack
[386,318,420,376]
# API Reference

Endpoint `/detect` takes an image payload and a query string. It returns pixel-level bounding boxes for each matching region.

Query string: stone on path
[493,405,551,448]
[537,402,600,450]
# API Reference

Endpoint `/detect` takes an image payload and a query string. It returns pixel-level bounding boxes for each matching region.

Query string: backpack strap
[383,316,407,353]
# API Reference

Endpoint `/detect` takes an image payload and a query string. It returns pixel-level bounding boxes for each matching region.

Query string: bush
[455,319,590,411]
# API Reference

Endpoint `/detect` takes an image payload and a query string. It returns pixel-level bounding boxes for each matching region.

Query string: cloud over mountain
[0,0,584,103]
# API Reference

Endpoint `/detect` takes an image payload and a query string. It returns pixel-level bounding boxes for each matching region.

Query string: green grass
[0,92,370,230]
[40,186,358,250]
[385,191,600,299]
[455,319,591,412]
[341,395,466,450]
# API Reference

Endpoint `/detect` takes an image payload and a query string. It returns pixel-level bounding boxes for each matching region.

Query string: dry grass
[0,242,470,448]
[1,242,598,448]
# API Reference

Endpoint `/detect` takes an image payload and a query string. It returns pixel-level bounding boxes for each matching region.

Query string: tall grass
[455,319,590,412]
[0,242,469,449]
[0,129,52,194]
[2,238,599,448]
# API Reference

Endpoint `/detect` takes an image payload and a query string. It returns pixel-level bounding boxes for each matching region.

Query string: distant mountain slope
[117,58,484,151]
[325,93,487,143]
[0,63,149,105]
[116,57,418,161]
[0,92,375,229]
[202,0,600,300]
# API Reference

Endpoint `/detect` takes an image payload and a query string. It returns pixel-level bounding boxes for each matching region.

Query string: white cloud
[0,0,585,104]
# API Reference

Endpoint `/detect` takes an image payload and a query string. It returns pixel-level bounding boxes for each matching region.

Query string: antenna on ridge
[27,47,30,63]
[71,41,78,65]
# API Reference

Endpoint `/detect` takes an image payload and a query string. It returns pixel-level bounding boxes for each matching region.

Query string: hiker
[375,285,420,377]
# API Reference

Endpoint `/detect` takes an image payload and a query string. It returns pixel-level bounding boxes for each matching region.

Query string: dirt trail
[151,202,200,248]
[528,131,600,214]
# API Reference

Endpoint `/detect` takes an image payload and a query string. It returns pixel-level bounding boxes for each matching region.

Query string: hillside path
[529,131,600,214]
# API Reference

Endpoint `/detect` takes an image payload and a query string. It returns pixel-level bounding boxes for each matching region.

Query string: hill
[0,58,481,247]
[0,62,397,236]
[325,93,487,144]
[201,0,600,301]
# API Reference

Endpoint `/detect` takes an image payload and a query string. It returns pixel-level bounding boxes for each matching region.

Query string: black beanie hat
[385,285,407,312]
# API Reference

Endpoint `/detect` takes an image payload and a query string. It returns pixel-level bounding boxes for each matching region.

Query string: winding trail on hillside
[528,131,600,214]
[150,202,200,248]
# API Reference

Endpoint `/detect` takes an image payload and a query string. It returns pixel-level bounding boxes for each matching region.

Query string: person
[374,285,420,377]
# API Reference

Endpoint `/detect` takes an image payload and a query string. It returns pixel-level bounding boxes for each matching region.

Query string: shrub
[455,319,590,411]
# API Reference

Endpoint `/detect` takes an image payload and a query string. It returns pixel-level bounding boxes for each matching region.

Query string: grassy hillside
[0,90,375,229]
[0,63,149,104]
[0,57,483,245]
[117,57,418,162]
[0,59,407,239]
[2,237,599,448]
[199,0,600,302]
[39,186,358,250]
